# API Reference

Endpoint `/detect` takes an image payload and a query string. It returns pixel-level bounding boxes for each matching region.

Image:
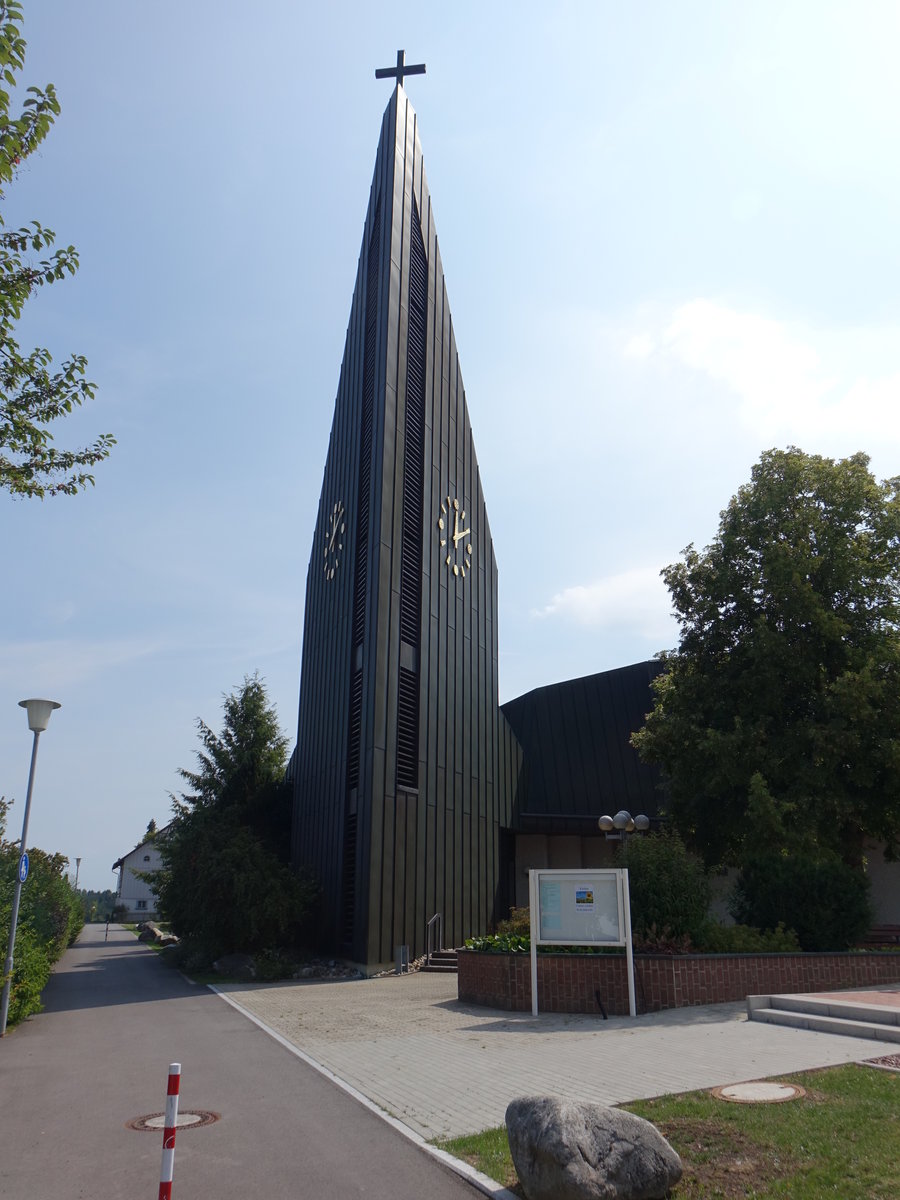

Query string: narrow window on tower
[396,195,427,791]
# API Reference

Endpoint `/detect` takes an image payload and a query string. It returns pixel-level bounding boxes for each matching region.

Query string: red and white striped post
[158,1062,181,1200]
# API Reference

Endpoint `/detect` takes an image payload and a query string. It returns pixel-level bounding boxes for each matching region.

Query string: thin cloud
[0,637,166,691]
[659,299,900,449]
[535,565,676,641]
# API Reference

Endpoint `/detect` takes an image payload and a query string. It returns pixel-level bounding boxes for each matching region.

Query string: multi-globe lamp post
[598,809,651,847]
[0,698,61,1037]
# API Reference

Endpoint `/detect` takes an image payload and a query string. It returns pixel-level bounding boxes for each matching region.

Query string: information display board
[528,868,636,1017]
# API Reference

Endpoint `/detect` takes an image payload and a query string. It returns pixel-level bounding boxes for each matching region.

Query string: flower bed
[457,948,900,1015]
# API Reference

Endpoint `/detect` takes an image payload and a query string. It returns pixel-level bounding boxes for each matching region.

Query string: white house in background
[112,826,168,920]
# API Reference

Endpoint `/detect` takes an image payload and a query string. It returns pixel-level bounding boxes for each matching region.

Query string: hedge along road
[0,927,487,1200]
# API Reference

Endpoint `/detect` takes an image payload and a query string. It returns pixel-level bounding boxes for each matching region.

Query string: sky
[2,1,899,891]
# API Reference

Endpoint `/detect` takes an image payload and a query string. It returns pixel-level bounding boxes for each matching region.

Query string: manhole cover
[711,1082,805,1104]
[126,1110,220,1131]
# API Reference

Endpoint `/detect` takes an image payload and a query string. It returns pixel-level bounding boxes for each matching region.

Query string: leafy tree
[153,676,318,963]
[0,0,114,497]
[633,447,900,870]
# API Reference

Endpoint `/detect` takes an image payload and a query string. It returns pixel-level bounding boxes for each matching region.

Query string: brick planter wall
[457,949,900,1015]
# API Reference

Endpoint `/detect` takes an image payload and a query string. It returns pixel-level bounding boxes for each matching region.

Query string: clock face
[323,500,345,581]
[437,495,473,578]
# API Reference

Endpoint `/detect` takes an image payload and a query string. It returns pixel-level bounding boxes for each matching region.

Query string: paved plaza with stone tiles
[215,972,893,1140]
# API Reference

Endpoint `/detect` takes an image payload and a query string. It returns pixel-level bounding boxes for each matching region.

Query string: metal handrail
[425,912,443,967]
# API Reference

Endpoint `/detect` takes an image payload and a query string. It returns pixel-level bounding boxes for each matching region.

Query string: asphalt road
[0,927,482,1199]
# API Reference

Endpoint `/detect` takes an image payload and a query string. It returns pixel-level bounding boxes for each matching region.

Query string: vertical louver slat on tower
[352,197,380,653]
[346,669,364,790]
[342,197,381,944]
[340,811,357,944]
[396,667,419,784]
[396,197,427,790]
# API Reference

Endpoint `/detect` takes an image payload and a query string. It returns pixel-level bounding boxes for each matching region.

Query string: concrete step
[422,950,458,974]
[750,1007,900,1043]
[748,994,900,1043]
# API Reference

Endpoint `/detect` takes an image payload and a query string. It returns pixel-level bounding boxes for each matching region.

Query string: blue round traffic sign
[18,852,29,883]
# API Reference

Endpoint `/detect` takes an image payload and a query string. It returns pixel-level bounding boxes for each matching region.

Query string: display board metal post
[622,868,636,1018]
[528,868,636,1018]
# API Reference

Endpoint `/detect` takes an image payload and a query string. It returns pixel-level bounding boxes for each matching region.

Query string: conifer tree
[153,676,317,961]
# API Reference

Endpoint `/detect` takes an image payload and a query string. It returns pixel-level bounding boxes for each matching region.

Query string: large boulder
[506,1096,682,1200]
[137,921,179,946]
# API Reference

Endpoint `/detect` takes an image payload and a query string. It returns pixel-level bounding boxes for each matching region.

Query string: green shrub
[11,847,83,955]
[464,933,621,955]
[494,906,530,935]
[466,921,803,956]
[466,933,530,953]
[730,851,872,951]
[694,921,800,953]
[2,923,51,1025]
[166,935,218,975]
[631,925,694,955]
[253,948,295,981]
[0,839,82,1028]
[616,830,710,943]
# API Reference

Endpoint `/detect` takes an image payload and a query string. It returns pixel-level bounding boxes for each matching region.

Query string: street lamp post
[598,809,651,837]
[598,810,650,859]
[1,698,61,1037]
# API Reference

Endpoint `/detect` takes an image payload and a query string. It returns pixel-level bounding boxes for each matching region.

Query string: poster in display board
[528,869,636,1017]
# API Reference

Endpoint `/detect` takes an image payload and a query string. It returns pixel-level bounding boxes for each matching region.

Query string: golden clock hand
[453,525,470,545]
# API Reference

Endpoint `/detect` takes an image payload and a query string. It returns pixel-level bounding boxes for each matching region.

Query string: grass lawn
[434,1063,899,1199]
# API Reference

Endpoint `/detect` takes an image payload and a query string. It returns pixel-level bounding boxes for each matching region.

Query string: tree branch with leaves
[0,0,114,498]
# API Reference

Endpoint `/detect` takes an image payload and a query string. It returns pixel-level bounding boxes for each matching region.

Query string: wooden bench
[861,925,900,946]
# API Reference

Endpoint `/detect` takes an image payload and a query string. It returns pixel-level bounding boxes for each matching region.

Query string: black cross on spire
[375,49,426,88]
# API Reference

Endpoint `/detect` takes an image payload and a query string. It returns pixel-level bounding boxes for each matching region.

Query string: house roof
[111,822,171,871]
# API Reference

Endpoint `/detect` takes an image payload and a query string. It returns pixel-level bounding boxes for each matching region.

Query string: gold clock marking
[437,493,472,579]
[323,500,346,581]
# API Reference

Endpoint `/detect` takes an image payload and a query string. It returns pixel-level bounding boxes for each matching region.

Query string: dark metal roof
[501,660,665,827]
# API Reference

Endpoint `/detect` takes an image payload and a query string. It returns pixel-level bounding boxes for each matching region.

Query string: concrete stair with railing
[422,948,458,974]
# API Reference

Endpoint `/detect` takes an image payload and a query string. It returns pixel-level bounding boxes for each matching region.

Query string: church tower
[292,57,519,969]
